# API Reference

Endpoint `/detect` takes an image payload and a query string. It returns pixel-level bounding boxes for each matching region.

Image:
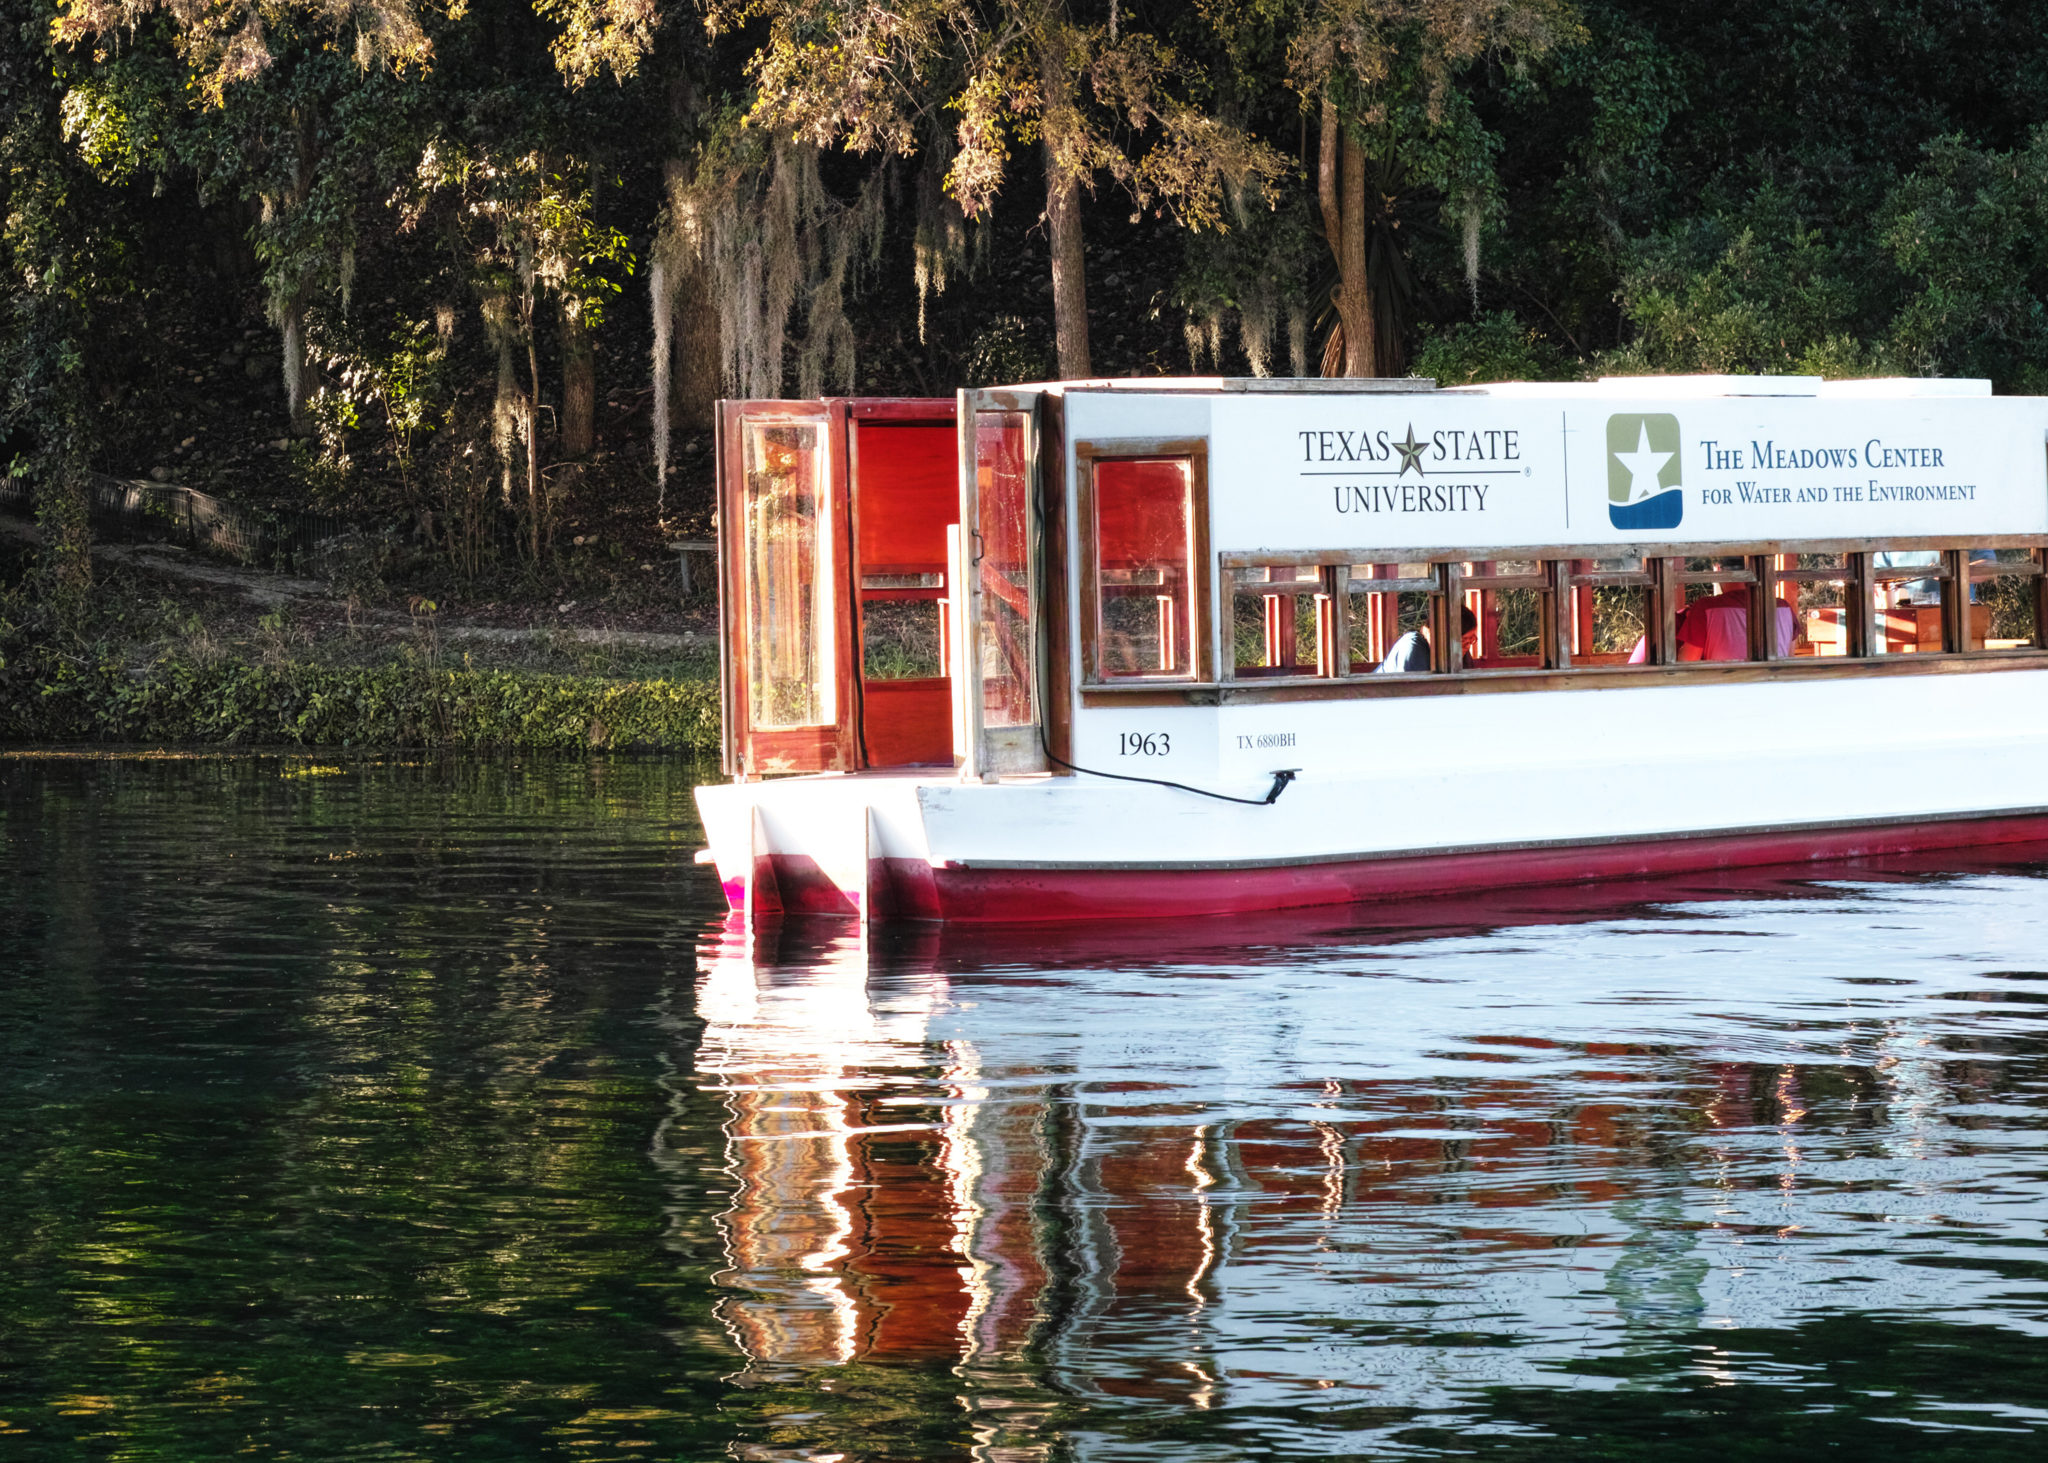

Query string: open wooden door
[955,390,1049,778]
[717,400,859,776]
[849,400,958,768]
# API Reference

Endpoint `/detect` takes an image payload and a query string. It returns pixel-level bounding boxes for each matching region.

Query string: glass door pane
[742,420,835,729]
[975,411,1034,727]
[1093,458,1195,681]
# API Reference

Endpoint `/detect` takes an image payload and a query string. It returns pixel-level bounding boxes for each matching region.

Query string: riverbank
[0,526,721,753]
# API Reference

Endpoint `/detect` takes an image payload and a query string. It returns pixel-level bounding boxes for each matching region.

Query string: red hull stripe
[890,812,2048,923]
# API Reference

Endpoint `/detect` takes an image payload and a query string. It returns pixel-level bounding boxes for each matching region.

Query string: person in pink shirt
[1628,589,1798,662]
[1677,589,1798,660]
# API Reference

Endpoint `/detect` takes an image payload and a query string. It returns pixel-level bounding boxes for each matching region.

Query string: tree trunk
[1044,163,1091,379]
[672,253,721,429]
[1040,18,1091,380]
[660,157,722,436]
[559,298,594,457]
[1318,99,1376,378]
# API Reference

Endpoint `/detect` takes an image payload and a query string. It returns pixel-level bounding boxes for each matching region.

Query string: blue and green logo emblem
[1606,412,1683,530]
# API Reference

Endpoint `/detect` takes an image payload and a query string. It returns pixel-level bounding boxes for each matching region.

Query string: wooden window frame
[1762,552,1869,660]
[1081,537,2048,708]
[1457,559,1552,671]
[1556,555,1664,669]
[1963,546,2048,652]
[1338,563,1441,678]
[1076,438,1214,688]
[1224,563,1336,683]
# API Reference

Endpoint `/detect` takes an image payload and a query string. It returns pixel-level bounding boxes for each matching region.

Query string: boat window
[1344,563,1436,673]
[1564,559,1657,666]
[975,411,1036,723]
[861,596,946,679]
[1460,560,1546,669]
[1670,556,1757,662]
[1231,565,1330,679]
[1871,549,1946,655]
[1674,580,1758,662]
[1183,539,2048,703]
[741,419,835,729]
[1969,548,2044,650]
[1770,553,1855,657]
[1090,456,1200,681]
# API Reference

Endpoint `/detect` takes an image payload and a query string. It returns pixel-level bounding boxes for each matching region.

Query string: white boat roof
[1012,374,1997,399]
[1471,374,1993,399]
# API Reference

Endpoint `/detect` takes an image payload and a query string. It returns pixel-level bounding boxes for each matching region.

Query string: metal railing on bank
[0,474,351,569]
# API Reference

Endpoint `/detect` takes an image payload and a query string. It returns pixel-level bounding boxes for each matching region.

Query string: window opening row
[1193,549,2045,683]
[1081,445,2047,685]
[1214,551,2047,681]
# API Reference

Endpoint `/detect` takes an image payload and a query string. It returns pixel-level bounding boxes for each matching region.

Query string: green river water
[6,752,2048,1460]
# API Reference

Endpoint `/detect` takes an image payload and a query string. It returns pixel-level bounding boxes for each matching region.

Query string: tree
[52,0,431,106]
[2,0,102,611]
[409,144,630,557]
[1287,0,1580,375]
[713,0,1289,379]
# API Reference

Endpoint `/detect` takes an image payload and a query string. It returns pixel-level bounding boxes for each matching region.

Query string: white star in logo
[1611,422,1674,503]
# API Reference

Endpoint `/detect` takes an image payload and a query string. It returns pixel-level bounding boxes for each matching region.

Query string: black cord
[1036,732,1297,806]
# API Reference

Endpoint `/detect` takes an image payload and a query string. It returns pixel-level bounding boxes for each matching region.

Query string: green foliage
[1605,183,1898,378]
[1176,196,1325,375]
[21,0,2048,686]
[961,316,1055,388]
[1411,310,1577,385]
[311,317,450,478]
[1,650,721,752]
[1881,128,2048,385]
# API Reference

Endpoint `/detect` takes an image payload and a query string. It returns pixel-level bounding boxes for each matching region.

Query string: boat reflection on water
[678,850,2048,1458]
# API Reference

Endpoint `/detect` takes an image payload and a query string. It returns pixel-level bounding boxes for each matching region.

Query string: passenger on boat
[1627,590,1797,662]
[1378,606,1478,673]
[1680,590,1797,660]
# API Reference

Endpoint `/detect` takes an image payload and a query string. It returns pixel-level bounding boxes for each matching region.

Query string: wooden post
[1439,561,1464,673]
[1943,548,1968,653]
[2035,548,2048,651]
[1845,552,1871,659]
[1750,555,1777,661]
[1472,560,1494,660]
[1573,561,1595,658]
[1538,566,1557,670]
[1376,562,1398,662]
[1326,565,1353,677]
[1654,557,1679,666]
[1549,559,1573,669]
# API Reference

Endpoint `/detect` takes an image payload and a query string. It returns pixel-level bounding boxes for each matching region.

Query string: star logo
[1603,412,1683,530]
[1610,422,1673,504]
[1392,424,1428,478]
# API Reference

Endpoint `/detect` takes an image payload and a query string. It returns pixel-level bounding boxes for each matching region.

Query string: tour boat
[695,375,2048,923]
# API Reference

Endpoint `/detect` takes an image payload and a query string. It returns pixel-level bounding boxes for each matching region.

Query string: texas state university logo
[1606,412,1683,530]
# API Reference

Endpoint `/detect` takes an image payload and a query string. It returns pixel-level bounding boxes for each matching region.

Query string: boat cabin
[706,376,2048,923]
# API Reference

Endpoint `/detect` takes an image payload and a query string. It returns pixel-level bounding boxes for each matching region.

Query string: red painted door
[850,405,957,767]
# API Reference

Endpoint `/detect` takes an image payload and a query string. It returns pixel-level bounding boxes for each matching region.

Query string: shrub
[0,654,721,752]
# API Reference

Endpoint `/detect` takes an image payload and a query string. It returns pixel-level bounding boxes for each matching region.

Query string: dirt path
[2,516,710,651]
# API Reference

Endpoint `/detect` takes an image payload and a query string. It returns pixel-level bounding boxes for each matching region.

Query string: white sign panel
[1207,393,2048,551]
